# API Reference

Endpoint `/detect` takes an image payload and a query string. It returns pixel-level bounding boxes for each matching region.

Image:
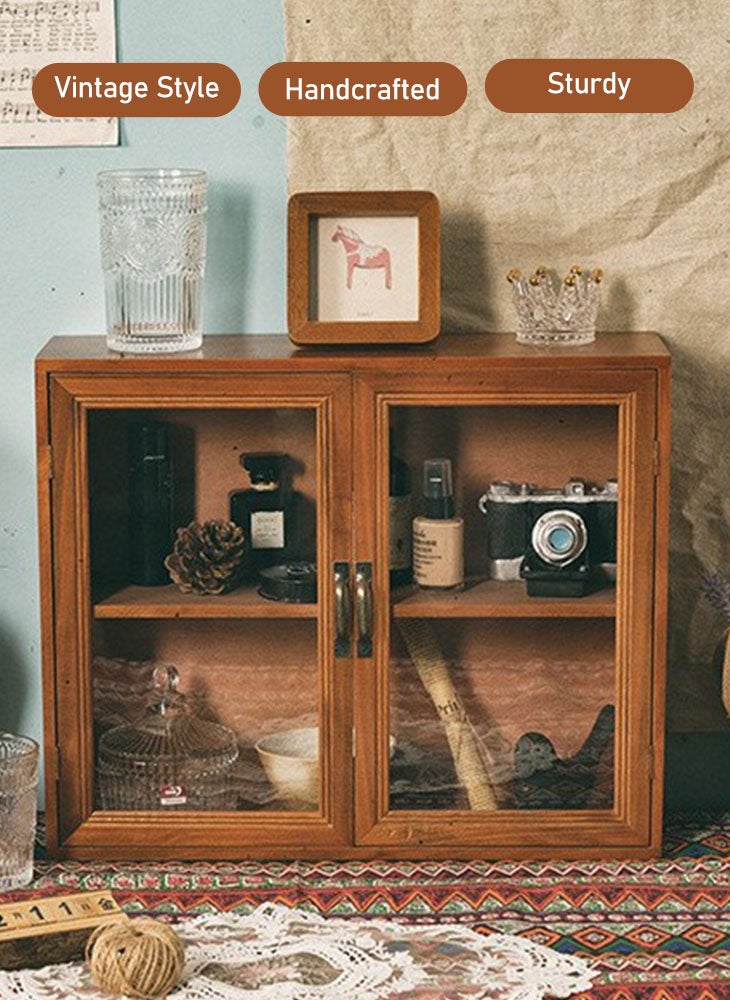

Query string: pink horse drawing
[331,225,392,290]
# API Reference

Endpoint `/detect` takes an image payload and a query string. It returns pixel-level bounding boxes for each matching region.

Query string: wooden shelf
[93,584,319,620]
[391,578,616,619]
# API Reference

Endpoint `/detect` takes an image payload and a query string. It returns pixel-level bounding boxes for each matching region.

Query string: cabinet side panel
[651,364,671,851]
[48,378,90,844]
[35,363,59,852]
[615,379,658,846]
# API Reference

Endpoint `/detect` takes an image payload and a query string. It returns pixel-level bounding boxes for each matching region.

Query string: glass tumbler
[0,732,39,889]
[97,169,207,353]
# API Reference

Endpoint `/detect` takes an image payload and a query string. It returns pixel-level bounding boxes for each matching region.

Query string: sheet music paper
[0,0,117,146]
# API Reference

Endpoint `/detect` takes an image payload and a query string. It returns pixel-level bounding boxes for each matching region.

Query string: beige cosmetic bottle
[412,458,464,589]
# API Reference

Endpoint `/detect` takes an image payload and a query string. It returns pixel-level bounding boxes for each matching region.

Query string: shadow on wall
[0,623,29,735]
[665,732,730,809]
[664,604,730,810]
[440,211,495,333]
[598,277,637,331]
[665,337,730,731]
[440,215,641,337]
[206,181,251,332]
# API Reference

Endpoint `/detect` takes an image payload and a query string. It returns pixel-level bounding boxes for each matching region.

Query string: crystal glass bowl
[507,266,603,346]
[0,732,38,889]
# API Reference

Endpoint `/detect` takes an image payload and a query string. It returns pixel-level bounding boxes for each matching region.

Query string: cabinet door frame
[42,371,353,857]
[353,366,665,857]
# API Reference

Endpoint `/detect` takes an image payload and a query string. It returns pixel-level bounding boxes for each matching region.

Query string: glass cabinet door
[353,369,658,853]
[48,372,351,854]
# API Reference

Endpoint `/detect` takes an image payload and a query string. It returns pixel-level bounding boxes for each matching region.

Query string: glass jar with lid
[97,665,238,811]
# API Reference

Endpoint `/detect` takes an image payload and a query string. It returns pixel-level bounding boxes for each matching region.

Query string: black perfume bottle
[229,453,301,574]
[128,420,173,586]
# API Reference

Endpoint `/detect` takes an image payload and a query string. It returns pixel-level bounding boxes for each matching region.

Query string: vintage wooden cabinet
[36,332,670,859]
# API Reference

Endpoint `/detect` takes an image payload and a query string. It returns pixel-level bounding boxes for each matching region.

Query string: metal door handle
[355,562,373,657]
[334,562,351,657]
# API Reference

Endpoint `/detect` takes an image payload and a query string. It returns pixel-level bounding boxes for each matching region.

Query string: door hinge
[352,727,356,758]
[42,444,53,480]
[653,441,660,477]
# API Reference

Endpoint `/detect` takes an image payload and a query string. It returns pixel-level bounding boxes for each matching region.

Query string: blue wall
[0,1,287,782]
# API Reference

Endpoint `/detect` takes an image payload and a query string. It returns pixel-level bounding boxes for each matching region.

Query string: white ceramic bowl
[255,727,319,810]
[255,727,397,810]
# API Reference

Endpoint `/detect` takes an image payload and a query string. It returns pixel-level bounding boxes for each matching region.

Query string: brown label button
[485,59,693,113]
[33,63,241,117]
[259,62,467,116]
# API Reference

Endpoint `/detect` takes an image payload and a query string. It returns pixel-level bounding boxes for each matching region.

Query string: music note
[0,0,99,17]
[1,0,116,145]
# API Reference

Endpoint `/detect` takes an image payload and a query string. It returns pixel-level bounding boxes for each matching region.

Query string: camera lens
[531,509,587,566]
[547,525,575,553]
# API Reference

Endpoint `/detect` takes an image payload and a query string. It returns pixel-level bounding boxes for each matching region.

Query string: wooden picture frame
[287,190,440,345]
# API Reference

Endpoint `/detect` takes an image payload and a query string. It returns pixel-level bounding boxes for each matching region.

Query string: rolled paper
[397,618,498,810]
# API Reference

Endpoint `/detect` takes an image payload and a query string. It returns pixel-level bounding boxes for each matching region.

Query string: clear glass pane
[87,407,321,813]
[388,404,618,812]
[390,619,615,810]
[92,620,320,812]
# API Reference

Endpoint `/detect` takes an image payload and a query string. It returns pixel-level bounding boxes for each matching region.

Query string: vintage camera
[478,478,617,597]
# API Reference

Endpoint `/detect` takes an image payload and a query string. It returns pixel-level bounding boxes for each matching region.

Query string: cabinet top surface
[36,332,669,370]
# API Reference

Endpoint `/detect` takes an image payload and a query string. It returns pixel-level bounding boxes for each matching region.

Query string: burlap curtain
[285,0,730,731]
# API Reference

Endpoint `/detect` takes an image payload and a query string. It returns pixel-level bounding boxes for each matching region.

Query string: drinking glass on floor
[0,733,38,889]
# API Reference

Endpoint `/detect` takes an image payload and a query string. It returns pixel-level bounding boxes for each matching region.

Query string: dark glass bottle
[389,446,412,586]
[229,453,300,575]
[128,420,173,586]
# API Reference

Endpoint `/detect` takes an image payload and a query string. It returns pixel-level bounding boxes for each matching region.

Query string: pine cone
[165,520,246,595]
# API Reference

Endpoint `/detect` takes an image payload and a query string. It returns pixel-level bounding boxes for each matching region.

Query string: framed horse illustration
[287,191,440,345]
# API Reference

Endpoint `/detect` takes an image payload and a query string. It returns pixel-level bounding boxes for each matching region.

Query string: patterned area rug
[4,811,728,999]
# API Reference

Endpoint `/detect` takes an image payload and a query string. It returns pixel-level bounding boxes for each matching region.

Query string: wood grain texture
[353,364,664,854]
[36,333,669,859]
[36,331,670,365]
[392,579,616,618]
[35,363,59,853]
[650,363,671,851]
[0,891,127,971]
[94,584,319,619]
[287,191,440,344]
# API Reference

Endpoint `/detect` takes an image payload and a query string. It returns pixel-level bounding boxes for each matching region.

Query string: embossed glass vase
[98,169,207,353]
[0,732,38,889]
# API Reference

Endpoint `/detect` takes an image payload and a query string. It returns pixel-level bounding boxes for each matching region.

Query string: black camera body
[478,478,617,597]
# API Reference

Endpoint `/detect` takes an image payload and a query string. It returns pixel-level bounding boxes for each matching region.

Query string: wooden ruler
[0,890,127,971]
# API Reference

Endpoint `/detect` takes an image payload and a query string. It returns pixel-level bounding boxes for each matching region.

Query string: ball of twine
[86,918,185,999]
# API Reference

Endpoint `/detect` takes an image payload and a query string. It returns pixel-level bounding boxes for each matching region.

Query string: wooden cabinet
[36,333,670,859]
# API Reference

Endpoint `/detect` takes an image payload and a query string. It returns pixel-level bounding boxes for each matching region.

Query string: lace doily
[0,902,596,1000]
